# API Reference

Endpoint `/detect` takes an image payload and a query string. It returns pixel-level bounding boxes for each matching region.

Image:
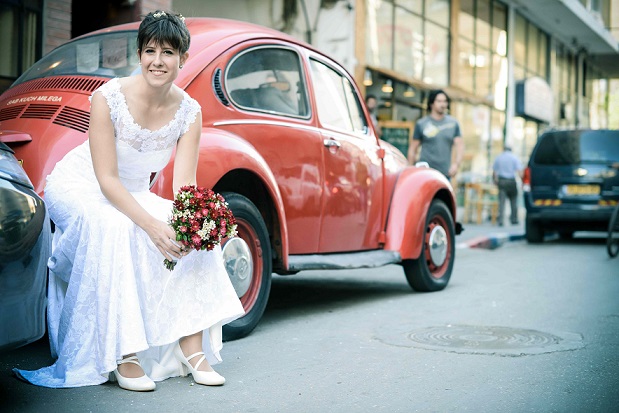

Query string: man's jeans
[497,178,518,225]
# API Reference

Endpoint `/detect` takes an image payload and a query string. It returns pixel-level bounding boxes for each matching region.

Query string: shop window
[456,38,474,93]
[459,0,475,40]
[394,8,423,79]
[491,2,506,56]
[396,0,422,14]
[475,47,492,99]
[476,0,491,47]
[425,0,449,27]
[514,13,526,67]
[424,21,449,85]
[527,24,539,75]
[0,0,42,92]
[366,0,394,71]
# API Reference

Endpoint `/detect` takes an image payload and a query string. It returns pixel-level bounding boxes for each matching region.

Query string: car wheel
[525,216,544,243]
[220,193,272,341]
[402,199,455,292]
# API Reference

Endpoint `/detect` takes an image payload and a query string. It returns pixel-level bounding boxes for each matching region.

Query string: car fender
[383,167,456,260]
[152,128,289,267]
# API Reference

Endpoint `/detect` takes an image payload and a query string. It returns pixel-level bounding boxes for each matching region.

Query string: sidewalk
[455,206,525,250]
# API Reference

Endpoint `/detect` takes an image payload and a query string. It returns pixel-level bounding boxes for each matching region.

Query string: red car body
[0,18,461,339]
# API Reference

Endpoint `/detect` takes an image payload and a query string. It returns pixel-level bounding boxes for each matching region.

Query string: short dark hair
[137,10,190,55]
[366,94,377,102]
[427,89,449,111]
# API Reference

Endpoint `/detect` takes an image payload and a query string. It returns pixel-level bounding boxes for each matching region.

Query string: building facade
[1,0,618,183]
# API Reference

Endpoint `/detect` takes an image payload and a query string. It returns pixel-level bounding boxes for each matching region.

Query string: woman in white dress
[14,10,244,391]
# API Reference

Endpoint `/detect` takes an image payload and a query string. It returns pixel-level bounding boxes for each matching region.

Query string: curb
[457,232,525,250]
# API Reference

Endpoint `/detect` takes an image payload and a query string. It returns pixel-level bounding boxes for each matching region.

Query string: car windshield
[533,130,619,165]
[13,31,139,86]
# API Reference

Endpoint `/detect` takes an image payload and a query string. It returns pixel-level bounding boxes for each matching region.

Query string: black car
[523,129,619,243]
[0,141,50,352]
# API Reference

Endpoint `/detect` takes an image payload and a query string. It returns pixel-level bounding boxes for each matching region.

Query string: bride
[14,10,244,391]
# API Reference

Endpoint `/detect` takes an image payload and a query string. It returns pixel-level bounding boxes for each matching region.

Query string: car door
[219,45,326,254]
[308,57,384,253]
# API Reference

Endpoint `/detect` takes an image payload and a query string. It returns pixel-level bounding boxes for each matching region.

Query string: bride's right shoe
[110,356,156,392]
[174,342,225,386]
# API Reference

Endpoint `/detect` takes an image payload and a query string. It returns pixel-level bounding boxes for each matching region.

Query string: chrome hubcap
[222,237,253,297]
[428,225,447,267]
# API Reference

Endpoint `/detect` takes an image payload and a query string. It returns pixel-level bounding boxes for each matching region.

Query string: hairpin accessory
[153,11,166,18]
[178,14,185,23]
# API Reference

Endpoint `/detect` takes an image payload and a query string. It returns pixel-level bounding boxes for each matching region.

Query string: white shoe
[110,356,156,392]
[174,342,225,386]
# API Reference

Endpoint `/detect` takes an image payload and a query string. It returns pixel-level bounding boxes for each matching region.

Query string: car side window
[225,47,308,117]
[309,59,367,134]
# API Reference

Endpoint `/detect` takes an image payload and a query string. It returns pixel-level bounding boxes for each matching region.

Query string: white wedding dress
[14,78,245,388]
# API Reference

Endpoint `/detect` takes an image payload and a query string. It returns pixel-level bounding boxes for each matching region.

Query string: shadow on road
[262,266,413,324]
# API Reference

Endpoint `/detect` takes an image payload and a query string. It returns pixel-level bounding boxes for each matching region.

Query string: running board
[287,250,401,271]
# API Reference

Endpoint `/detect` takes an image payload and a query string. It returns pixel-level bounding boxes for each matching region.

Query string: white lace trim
[94,78,201,152]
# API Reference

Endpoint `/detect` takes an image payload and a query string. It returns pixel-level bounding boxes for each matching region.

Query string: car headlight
[0,143,34,189]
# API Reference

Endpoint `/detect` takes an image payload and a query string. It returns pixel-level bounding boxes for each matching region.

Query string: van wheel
[526,216,544,243]
[402,200,455,292]
[220,193,272,341]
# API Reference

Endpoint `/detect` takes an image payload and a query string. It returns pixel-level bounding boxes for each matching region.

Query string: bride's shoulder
[176,86,200,110]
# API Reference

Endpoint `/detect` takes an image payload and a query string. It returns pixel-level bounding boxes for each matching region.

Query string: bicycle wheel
[607,204,619,258]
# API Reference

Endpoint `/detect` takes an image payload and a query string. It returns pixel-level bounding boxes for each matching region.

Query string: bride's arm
[89,91,183,261]
[172,108,201,193]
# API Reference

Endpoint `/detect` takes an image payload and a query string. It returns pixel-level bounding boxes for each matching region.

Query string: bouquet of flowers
[164,185,238,271]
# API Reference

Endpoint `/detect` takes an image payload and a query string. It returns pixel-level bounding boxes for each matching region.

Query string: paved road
[1,233,618,412]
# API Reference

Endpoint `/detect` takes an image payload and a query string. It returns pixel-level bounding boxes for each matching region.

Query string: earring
[179,65,184,69]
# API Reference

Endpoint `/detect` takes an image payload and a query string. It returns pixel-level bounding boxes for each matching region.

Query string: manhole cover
[376,324,584,356]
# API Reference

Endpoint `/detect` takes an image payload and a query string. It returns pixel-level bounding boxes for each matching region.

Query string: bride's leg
[116,353,147,378]
[179,332,216,372]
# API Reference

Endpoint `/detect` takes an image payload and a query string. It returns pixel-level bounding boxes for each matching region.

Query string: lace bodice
[93,78,201,191]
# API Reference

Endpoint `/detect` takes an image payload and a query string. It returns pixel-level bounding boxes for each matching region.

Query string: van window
[533,130,619,165]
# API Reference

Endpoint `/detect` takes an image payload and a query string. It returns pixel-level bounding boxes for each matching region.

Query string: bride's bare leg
[116,353,146,378]
[179,332,215,372]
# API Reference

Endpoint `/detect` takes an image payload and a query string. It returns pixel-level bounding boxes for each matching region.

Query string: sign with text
[515,77,554,124]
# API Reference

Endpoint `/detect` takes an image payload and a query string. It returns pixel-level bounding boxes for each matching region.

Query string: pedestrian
[365,94,382,137]
[13,10,244,391]
[492,145,523,226]
[407,89,463,179]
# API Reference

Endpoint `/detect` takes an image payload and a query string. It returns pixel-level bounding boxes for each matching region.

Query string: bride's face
[138,41,188,86]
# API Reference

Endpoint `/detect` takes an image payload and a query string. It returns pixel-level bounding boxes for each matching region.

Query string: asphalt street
[1,218,618,413]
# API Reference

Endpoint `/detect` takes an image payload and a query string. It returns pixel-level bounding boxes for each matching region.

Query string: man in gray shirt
[407,90,464,179]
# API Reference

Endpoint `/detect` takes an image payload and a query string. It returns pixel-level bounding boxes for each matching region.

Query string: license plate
[564,184,600,195]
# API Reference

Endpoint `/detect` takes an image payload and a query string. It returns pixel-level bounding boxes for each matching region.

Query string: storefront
[359,0,615,188]
[2,0,617,188]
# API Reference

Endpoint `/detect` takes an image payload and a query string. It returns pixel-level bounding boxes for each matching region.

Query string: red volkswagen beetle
[0,18,461,340]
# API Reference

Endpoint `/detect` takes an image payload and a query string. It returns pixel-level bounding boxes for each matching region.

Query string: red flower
[163,185,238,271]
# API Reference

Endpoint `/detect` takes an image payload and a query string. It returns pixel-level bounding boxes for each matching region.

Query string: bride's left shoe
[174,342,225,386]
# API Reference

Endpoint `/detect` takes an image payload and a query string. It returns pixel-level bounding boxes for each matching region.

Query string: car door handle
[323,138,341,148]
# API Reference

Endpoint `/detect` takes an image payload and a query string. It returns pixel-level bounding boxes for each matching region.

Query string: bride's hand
[145,218,187,261]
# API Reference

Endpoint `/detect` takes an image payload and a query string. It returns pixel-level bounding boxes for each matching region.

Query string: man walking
[492,146,523,226]
[407,89,463,179]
